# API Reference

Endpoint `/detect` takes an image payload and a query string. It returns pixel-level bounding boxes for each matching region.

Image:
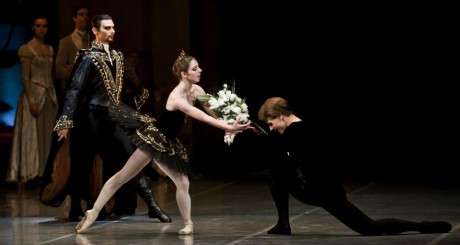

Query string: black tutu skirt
[109,102,193,176]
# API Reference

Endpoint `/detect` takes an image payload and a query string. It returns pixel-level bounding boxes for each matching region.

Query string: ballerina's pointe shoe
[178,223,194,235]
[75,210,97,233]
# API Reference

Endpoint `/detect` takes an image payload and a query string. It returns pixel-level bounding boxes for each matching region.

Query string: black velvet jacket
[53,41,148,130]
[269,121,346,206]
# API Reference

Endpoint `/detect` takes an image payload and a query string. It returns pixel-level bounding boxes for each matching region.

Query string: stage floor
[0,176,459,245]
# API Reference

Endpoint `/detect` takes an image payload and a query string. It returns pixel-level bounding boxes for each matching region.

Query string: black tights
[266,171,444,235]
[322,199,425,235]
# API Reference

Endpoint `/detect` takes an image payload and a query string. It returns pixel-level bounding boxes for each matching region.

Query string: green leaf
[196,95,212,102]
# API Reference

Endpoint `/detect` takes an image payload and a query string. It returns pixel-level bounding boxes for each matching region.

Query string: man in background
[54,3,91,98]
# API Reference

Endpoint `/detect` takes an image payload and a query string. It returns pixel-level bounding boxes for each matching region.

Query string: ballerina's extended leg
[75,149,152,233]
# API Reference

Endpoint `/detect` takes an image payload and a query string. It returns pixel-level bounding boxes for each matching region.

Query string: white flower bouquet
[197,83,266,145]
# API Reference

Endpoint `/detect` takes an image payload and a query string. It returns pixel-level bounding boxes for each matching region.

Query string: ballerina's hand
[231,118,251,132]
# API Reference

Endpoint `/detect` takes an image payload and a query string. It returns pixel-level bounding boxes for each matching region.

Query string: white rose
[208,97,219,109]
[231,105,242,114]
[222,106,231,115]
[218,98,225,106]
[218,90,228,101]
[226,90,232,98]
[241,103,248,113]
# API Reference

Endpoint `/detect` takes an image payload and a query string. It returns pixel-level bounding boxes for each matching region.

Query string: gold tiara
[178,50,186,61]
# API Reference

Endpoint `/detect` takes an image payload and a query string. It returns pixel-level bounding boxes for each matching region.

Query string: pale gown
[6,39,57,183]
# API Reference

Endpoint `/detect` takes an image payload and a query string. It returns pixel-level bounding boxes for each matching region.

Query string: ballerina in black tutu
[75,50,251,234]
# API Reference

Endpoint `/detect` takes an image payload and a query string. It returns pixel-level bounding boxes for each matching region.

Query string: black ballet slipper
[267,224,291,235]
[419,221,452,234]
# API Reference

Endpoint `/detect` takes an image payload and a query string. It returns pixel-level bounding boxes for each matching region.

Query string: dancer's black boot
[134,173,172,223]
[69,197,84,221]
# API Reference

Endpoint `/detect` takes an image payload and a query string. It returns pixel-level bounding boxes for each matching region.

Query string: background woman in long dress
[6,15,57,187]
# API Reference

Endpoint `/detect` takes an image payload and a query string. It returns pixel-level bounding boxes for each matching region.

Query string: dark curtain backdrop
[192,2,457,181]
[1,1,456,182]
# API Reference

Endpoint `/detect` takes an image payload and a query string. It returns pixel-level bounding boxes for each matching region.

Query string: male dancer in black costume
[53,14,170,222]
[257,96,452,235]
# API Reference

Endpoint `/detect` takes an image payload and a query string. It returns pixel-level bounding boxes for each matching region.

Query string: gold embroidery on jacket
[87,50,124,105]
[53,115,73,131]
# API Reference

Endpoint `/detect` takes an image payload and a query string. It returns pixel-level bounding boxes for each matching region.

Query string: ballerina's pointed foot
[178,223,194,235]
[76,210,97,233]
